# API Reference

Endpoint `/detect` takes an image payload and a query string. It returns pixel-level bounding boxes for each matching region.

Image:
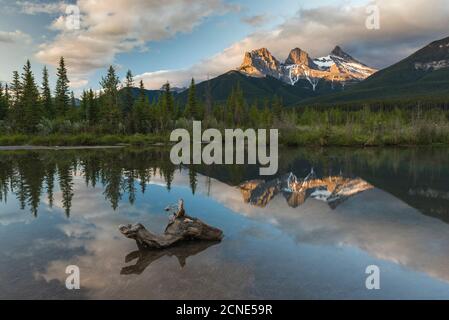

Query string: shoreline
[0,145,127,151]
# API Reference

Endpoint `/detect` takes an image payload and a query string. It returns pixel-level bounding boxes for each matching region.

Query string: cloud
[136,0,449,89]
[35,0,233,88]
[0,30,31,44]
[18,1,66,15]
[241,14,270,27]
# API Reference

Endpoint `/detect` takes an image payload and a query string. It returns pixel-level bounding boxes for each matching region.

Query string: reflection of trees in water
[0,149,179,217]
[0,147,448,220]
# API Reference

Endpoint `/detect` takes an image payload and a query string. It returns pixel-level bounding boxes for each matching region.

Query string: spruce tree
[55,57,70,117]
[100,65,120,130]
[132,80,150,133]
[80,90,88,120]
[20,60,40,133]
[185,78,197,119]
[10,71,21,106]
[41,66,53,118]
[0,83,6,121]
[87,89,98,124]
[160,82,173,129]
[123,70,134,116]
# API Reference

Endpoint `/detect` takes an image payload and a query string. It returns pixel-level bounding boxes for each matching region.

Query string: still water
[0,147,448,299]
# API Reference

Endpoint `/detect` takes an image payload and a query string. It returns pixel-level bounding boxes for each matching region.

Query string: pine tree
[132,80,150,133]
[87,89,98,124]
[55,57,70,117]
[20,60,41,133]
[123,70,134,115]
[100,65,120,131]
[80,90,88,120]
[41,66,53,118]
[10,71,21,106]
[0,83,7,121]
[160,82,173,129]
[185,78,197,119]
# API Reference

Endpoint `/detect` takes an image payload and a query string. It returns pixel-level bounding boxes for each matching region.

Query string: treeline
[1,57,449,147]
[0,58,282,136]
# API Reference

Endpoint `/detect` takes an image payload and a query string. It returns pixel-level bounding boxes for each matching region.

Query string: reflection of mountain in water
[239,170,373,209]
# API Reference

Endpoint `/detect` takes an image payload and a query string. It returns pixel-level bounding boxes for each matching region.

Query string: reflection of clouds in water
[37,173,257,299]
[153,170,449,284]
[36,168,449,297]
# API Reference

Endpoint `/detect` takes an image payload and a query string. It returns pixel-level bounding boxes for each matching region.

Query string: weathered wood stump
[119,199,223,249]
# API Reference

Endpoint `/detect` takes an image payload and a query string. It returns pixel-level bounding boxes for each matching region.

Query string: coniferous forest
[0,57,449,147]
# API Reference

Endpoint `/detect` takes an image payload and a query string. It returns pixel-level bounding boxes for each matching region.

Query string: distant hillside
[175,70,350,106]
[300,36,449,105]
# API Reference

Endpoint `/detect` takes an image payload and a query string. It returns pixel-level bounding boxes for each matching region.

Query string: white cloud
[35,0,233,88]
[135,0,449,89]
[0,30,32,44]
[241,14,271,27]
[18,1,66,15]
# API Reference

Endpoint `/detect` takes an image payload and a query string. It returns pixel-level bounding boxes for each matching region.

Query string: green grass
[279,123,449,147]
[0,133,169,147]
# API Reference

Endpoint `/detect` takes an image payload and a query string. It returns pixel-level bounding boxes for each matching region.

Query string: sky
[0,0,449,96]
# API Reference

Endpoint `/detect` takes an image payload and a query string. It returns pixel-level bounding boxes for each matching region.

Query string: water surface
[0,147,449,299]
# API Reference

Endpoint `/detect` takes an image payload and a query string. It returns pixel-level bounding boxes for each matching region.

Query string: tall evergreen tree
[41,66,53,118]
[80,90,88,120]
[123,70,134,115]
[87,89,98,124]
[10,71,21,106]
[160,82,174,129]
[132,80,151,133]
[100,65,120,131]
[0,83,7,121]
[20,60,40,133]
[55,57,70,117]
[185,78,197,119]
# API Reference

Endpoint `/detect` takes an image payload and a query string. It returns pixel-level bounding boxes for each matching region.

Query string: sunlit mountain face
[0,147,449,299]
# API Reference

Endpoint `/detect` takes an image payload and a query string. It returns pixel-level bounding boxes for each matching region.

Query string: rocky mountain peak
[238,44,377,89]
[285,48,313,66]
[330,45,357,62]
[239,48,282,78]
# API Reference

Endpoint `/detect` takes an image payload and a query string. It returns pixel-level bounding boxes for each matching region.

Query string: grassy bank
[0,133,168,147]
[1,127,448,147]
[279,123,449,147]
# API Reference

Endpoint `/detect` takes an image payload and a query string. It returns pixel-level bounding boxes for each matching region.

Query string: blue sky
[0,0,448,95]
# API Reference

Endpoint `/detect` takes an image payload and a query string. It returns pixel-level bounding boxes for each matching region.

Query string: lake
[0,146,449,299]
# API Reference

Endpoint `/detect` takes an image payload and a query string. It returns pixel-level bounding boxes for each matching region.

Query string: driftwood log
[119,199,223,249]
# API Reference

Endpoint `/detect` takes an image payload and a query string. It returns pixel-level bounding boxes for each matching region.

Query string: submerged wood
[119,200,223,249]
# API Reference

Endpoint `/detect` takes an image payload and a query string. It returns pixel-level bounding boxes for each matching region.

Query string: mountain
[175,70,326,106]
[301,36,449,105]
[175,46,375,106]
[238,46,377,91]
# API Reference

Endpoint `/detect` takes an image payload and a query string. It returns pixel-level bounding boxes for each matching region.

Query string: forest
[0,58,449,146]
